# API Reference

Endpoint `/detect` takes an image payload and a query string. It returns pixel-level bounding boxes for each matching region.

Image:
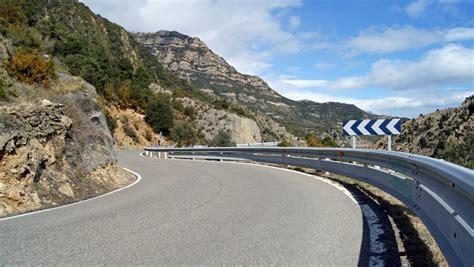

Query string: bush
[305,133,336,147]
[172,99,184,111]
[145,94,174,135]
[278,139,292,147]
[104,111,117,134]
[0,82,6,101]
[8,49,53,85]
[419,137,428,148]
[209,129,235,147]
[144,130,153,141]
[122,117,139,143]
[170,121,197,147]
[184,106,196,118]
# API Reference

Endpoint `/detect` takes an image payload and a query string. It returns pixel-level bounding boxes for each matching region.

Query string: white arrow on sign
[372,119,385,135]
[343,120,357,136]
[387,119,400,134]
[358,120,371,135]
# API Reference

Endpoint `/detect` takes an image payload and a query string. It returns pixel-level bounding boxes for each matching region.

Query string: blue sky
[82,0,474,117]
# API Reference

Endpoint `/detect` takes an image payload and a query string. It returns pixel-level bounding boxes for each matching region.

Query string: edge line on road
[0,167,143,222]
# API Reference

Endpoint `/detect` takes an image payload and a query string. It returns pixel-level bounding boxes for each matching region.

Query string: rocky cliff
[133,31,375,138]
[0,73,134,217]
[373,96,473,168]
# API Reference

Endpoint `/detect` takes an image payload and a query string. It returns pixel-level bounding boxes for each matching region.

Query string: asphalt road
[0,150,363,265]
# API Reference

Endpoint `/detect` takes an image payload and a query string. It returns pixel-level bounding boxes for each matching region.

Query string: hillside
[0,0,293,146]
[133,31,375,137]
[0,38,134,216]
[373,96,474,169]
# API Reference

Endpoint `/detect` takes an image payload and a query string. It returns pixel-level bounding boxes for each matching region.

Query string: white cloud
[288,16,301,30]
[405,0,431,18]
[445,27,474,41]
[282,90,473,117]
[349,26,439,54]
[314,61,336,70]
[81,0,302,76]
[281,78,328,88]
[349,25,474,55]
[282,44,474,90]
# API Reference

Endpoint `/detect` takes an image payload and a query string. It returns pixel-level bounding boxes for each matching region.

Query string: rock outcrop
[0,79,134,216]
[178,97,260,143]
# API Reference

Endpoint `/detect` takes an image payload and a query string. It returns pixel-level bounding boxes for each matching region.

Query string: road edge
[0,167,142,222]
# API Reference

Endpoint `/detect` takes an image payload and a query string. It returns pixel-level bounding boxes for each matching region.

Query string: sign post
[343,119,401,150]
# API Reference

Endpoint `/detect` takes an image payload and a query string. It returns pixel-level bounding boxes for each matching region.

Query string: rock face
[0,82,133,216]
[134,31,282,99]
[133,30,375,138]
[373,96,474,168]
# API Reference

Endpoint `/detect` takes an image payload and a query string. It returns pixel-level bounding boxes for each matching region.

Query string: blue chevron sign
[343,119,402,136]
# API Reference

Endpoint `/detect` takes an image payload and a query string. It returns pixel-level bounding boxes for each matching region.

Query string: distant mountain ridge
[133,30,377,138]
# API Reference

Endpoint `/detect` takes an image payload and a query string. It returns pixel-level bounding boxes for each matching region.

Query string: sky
[81,0,474,117]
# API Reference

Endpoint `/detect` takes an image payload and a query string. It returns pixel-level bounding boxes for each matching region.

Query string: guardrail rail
[144,146,474,266]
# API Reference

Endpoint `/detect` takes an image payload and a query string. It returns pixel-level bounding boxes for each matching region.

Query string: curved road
[0,151,363,265]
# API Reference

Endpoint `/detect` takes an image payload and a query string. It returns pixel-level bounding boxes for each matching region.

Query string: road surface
[0,150,363,265]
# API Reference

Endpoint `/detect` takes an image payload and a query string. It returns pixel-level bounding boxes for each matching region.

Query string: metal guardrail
[144,146,474,266]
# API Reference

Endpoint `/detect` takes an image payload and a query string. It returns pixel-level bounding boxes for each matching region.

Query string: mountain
[0,0,295,146]
[373,96,474,169]
[133,31,375,138]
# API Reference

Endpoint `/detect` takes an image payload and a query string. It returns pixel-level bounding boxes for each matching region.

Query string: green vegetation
[145,94,174,135]
[172,99,184,111]
[278,139,293,147]
[170,121,197,147]
[209,129,235,147]
[436,132,474,169]
[0,0,207,112]
[305,133,336,147]
[184,106,196,118]
[0,82,6,101]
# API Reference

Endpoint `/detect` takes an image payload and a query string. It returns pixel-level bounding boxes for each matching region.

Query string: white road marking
[0,167,142,222]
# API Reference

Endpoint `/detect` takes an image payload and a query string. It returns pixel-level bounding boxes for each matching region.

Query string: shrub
[305,133,336,147]
[322,136,337,147]
[122,118,139,143]
[184,106,196,118]
[0,81,6,101]
[278,139,292,147]
[170,121,197,147]
[209,129,235,147]
[145,94,174,135]
[144,130,153,141]
[213,99,229,110]
[104,111,117,134]
[419,137,428,148]
[8,49,53,85]
[172,99,184,111]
